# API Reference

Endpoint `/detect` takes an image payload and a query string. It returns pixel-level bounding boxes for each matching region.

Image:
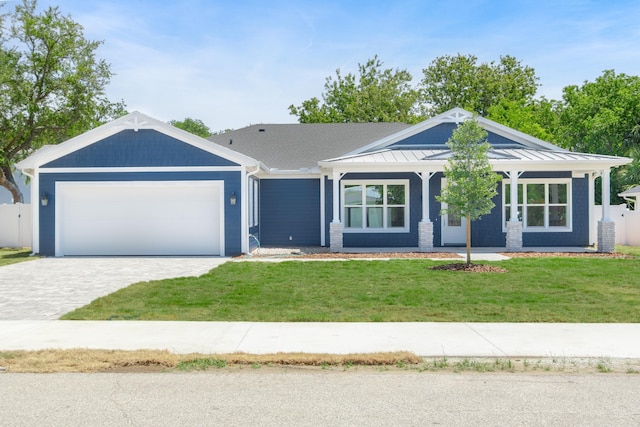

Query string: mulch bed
[429,263,508,273]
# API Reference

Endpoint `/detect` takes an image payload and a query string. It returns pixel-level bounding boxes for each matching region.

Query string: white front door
[441,179,467,245]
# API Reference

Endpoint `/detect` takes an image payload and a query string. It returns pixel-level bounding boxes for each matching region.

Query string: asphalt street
[1,371,639,426]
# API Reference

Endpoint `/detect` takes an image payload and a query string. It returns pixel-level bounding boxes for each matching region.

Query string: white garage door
[56,181,223,256]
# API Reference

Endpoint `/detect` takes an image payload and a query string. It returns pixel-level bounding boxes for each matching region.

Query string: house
[619,185,640,210]
[16,108,630,257]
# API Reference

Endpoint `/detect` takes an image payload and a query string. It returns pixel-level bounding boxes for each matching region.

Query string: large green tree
[419,54,539,117]
[289,55,421,124]
[556,70,640,202]
[169,118,212,138]
[437,119,502,264]
[557,70,640,156]
[0,0,125,203]
[485,98,560,142]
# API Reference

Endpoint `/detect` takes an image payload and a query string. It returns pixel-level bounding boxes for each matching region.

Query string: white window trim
[341,179,410,233]
[502,178,572,232]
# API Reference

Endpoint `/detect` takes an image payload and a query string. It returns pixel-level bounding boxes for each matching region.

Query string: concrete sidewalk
[2,321,639,358]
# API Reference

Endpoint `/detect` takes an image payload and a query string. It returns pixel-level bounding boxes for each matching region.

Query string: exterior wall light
[41,192,49,207]
[230,192,237,205]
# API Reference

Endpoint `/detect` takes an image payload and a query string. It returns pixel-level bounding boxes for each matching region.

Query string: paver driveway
[0,257,228,320]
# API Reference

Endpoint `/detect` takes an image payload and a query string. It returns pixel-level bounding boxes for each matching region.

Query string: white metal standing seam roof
[319,148,631,170]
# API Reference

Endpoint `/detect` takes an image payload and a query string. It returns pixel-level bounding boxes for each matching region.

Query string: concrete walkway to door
[0,257,229,320]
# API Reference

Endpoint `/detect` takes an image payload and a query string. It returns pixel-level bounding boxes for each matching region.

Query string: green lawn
[616,245,640,257]
[62,256,640,322]
[0,248,36,267]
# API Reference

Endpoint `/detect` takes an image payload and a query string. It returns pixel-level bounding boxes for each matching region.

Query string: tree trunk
[466,215,471,265]
[0,164,24,204]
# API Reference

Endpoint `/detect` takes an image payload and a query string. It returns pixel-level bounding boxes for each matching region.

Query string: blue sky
[21,0,640,131]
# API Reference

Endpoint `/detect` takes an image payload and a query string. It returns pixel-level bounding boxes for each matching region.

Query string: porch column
[418,172,434,252]
[330,170,343,252]
[505,170,523,252]
[598,168,615,252]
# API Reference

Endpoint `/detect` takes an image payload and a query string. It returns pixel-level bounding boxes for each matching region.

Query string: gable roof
[347,107,565,155]
[207,123,411,171]
[17,111,260,172]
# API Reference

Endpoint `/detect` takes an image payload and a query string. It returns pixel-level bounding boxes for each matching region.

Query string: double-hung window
[343,180,409,231]
[503,179,571,230]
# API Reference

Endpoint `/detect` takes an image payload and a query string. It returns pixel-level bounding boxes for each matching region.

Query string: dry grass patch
[2,350,638,374]
[0,349,421,373]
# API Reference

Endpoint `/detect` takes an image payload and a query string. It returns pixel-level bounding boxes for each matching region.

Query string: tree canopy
[0,0,125,203]
[168,118,212,138]
[288,55,421,124]
[419,54,539,117]
[437,119,502,264]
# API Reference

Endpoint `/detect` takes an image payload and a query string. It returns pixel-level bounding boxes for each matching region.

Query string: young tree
[0,0,125,203]
[437,119,502,264]
[289,55,421,124]
[168,118,212,138]
[419,54,539,117]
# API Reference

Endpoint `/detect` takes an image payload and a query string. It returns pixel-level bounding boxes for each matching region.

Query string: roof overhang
[319,148,632,174]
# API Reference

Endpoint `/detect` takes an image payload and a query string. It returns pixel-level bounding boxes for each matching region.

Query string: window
[343,180,408,231]
[503,179,570,231]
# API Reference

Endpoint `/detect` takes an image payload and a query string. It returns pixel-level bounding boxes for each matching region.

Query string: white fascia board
[490,157,632,172]
[320,163,446,174]
[16,111,260,171]
[38,166,244,173]
[319,157,631,175]
[259,170,322,179]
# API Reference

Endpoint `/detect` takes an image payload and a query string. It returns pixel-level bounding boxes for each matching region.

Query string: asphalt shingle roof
[207,123,411,170]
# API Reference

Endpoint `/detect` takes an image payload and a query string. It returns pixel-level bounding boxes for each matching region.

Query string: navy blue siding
[388,123,526,149]
[38,171,243,256]
[260,179,321,246]
[44,130,238,168]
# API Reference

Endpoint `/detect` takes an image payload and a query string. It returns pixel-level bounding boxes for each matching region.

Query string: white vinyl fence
[0,203,32,248]
[591,204,640,246]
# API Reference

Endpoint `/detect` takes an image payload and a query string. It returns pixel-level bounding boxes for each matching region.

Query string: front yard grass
[62,257,640,322]
[616,245,640,257]
[0,248,36,267]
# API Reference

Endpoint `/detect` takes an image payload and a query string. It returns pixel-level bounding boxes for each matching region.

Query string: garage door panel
[56,181,222,256]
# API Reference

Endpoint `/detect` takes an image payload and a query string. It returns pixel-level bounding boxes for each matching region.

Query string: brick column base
[506,221,523,252]
[597,221,615,253]
[418,221,434,252]
[330,222,343,253]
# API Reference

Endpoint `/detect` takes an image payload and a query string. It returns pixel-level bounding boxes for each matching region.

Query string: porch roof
[319,148,631,172]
